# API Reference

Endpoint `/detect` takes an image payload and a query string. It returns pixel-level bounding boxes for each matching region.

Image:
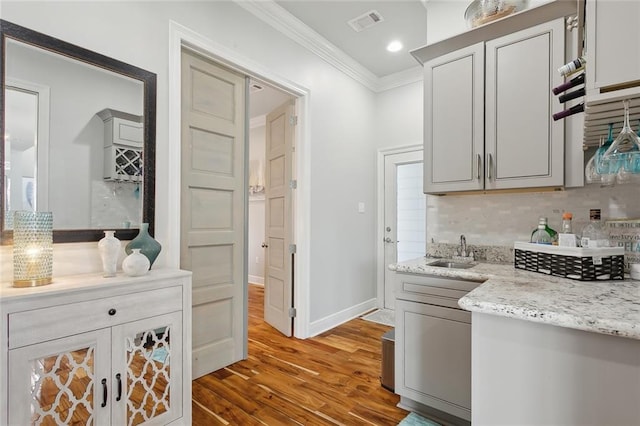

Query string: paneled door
[383,150,425,310]
[264,101,295,336]
[180,49,246,378]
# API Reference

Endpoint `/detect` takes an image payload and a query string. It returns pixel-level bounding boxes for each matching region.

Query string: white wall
[1,1,377,326]
[375,80,423,149]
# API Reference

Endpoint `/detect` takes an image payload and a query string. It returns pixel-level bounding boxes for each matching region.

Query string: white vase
[98,230,120,277]
[122,248,150,277]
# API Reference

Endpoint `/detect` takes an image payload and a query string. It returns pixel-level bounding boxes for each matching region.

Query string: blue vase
[125,223,161,269]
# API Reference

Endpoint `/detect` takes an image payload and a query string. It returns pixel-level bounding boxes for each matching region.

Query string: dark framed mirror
[1,19,156,244]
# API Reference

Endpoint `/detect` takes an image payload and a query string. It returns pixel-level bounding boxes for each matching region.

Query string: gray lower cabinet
[394,272,480,423]
[395,300,471,421]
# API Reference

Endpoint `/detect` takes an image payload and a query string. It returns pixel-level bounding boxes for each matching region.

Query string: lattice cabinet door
[111,312,183,426]
[8,329,112,426]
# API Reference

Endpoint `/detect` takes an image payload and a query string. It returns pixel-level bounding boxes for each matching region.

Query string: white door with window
[382,149,426,310]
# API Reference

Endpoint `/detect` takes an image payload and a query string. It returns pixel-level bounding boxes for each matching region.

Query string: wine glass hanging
[585,100,640,185]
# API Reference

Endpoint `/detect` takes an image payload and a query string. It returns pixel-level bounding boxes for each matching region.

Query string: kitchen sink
[428,260,476,269]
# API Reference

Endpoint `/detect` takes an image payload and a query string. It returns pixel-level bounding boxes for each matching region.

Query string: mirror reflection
[4,38,144,230]
[1,19,157,244]
[4,86,40,216]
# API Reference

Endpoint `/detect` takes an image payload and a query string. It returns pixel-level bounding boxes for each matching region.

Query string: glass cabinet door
[111,311,183,426]
[8,329,111,426]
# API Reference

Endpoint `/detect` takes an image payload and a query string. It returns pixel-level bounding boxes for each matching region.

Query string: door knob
[384,237,398,243]
[261,242,268,248]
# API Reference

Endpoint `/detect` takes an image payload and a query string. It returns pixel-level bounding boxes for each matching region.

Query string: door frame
[376,143,423,309]
[167,21,311,339]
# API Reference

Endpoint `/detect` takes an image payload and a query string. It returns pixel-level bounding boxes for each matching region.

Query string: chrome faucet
[459,235,467,257]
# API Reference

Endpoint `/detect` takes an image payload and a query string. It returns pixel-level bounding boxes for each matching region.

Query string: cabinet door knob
[261,242,268,248]
[108,308,116,316]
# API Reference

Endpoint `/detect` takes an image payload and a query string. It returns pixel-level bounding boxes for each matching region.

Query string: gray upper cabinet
[424,18,566,194]
[485,19,565,190]
[583,0,640,147]
[424,42,485,193]
[585,0,640,103]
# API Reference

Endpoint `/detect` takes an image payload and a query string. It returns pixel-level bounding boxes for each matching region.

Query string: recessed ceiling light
[387,41,403,53]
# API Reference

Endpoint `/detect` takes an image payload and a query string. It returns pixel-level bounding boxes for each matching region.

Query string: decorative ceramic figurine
[98,230,120,277]
[125,223,161,269]
[122,249,150,277]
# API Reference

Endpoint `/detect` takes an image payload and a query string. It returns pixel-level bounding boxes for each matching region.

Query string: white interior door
[264,101,295,336]
[180,49,246,379]
[383,150,425,309]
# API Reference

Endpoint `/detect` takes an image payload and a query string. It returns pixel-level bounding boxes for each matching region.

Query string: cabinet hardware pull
[108,308,116,316]
[101,378,108,407]
[487,153,493,180]
[261,242,268,248]
[477,154,481,180]
[116,373,122,401]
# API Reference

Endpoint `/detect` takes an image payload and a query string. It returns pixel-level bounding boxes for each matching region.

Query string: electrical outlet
[358,202,365,213]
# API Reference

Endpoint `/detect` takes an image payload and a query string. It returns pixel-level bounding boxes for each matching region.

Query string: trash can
[381,329,395,392]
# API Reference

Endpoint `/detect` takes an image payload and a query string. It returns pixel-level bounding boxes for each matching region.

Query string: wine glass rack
[584,96,640,147]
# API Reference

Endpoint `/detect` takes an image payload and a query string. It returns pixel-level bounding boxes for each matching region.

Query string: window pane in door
[397,162,426,262]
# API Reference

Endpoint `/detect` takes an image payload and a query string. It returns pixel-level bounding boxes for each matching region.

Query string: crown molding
[378,65,424,91]
[250,115,266,129]
[235,0,421,93]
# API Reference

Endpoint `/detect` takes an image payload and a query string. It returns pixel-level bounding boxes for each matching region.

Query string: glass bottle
[561,212,573,233]
[580,209,610,248]
[558,212,577,247]
[531,217,553,245]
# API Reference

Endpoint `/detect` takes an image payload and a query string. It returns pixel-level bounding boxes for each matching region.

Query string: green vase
[125,223,161,269]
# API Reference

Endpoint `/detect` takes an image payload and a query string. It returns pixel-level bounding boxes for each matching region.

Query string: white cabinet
[0,269,192,426]
[98,108,144,182]
[585,0,640,103]
[424,19,566,193]
[394,272,481,423]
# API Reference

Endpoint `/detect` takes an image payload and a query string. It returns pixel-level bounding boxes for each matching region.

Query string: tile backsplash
[427,184,640,247]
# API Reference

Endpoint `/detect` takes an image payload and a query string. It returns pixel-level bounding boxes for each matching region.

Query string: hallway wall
[1,1,377,333]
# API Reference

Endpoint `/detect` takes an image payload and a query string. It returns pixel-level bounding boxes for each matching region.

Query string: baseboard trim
[308,297,377,337]
[248,275,264,285]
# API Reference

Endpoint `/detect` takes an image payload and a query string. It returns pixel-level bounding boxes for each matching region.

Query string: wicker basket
[514,242,625,281]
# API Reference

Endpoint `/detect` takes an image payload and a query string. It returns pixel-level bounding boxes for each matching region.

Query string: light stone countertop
[389,257,640,340]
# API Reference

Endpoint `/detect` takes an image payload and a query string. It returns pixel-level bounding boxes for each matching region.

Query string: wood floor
[192,284,408,425]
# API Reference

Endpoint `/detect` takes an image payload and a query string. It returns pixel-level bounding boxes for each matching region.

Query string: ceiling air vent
[348,10,384,32]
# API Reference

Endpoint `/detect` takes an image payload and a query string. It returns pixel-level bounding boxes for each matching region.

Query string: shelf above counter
[584,93,640,147]
[410,0,578,65]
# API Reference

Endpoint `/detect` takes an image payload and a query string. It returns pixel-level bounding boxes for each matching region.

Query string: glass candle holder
[13,211,53,287]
